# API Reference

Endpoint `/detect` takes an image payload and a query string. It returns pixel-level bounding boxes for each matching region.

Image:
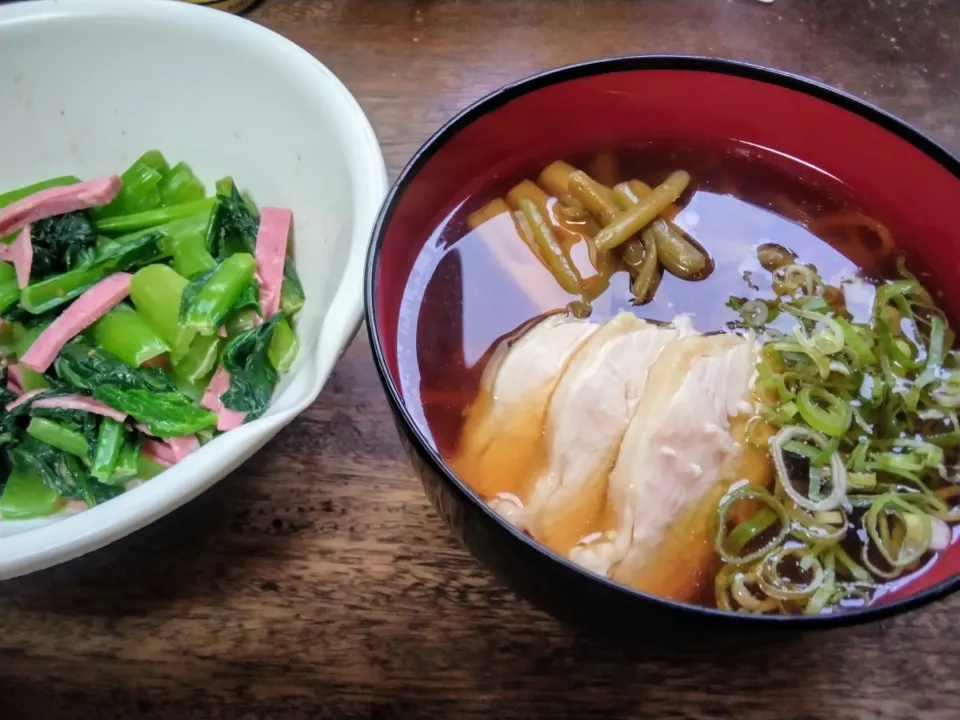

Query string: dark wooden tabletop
[3,1,959,718]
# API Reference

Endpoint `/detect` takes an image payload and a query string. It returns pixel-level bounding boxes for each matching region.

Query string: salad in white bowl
[0,0,387,578]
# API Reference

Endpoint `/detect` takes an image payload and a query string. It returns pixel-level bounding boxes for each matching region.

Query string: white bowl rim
[0,0,388,579]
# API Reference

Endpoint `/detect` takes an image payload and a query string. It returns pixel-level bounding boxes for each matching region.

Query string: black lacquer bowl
[364,57,960,632]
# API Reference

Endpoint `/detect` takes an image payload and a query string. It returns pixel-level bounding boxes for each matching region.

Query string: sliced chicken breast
[572,333,761,602]
[525,312,693,555]
[451,314,596,511]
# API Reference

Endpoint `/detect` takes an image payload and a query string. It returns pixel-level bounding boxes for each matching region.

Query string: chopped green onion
[714,483,790,565]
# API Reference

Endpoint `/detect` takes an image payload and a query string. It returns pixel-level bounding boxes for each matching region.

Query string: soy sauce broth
[399,137,894,456]
[394,135,960,612]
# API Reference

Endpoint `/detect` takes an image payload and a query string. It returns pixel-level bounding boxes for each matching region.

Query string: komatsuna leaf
[220,312,285,421]
[208,185,258,260]
[7,435,121,506]
[29,211,98,280]
[54,337,178,393]
[92,385,217,438]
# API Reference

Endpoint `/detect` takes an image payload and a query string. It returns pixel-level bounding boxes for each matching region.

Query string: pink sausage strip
[141,439,176,468]
[0,175,122,237]
[217,408,247,432]
[200,366,247,430]
[200,366,231,413]
[32,394,127,423]
[165,434,201,461]
[0,225,33,288]
[20,272,133,373]
[5,388,43,412]
[136,423,200,463]
[253,207,291,320]
[6,363,23,394]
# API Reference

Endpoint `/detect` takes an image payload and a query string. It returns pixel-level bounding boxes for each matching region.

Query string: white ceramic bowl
[0,0,387,578]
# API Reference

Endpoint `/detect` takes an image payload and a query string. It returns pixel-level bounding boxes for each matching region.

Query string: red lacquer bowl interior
[368,58,960,615]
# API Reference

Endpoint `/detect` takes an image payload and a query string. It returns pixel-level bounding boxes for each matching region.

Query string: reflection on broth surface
[397,138,960,615]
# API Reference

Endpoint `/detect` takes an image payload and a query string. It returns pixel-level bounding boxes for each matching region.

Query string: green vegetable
[55,337,178,394]
[93,386,217,437]
[96,208,214,266]
[92,303,170,367]
[280,262,305,315]
[136,452,168,481]
[18,265,105,315]
[158,162,205,206]
[0,263,19,314]
[208,185,259,259]
[0,464,63,519]
[17,228,169,318]
[220,312,285,420]
[233,279,262,316]
[648,219,711,280]
[137,150,171,176]
[91,418,126,482]
[795,387,851,437]
[180,253,257,336]
[715,484,790,565]
[109,437,142,484]
[516,197,582,296]
[26,417,90,462]
[757,243,797,272]
[268,318,299,372]
[225,308,260,337]
[595,171,690,252]
[172,230,217,279]
[11,320,52,391]
[28,211,99,280]
[756,547,825,602]
[173,334,220,385]
[95,198,216,235]
[129,264,197,361]
[861,494,932,577]
[94,153,164,218]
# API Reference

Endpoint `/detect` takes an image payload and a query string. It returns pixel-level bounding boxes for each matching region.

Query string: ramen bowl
[365,57,960,630]
[0,0,386,578]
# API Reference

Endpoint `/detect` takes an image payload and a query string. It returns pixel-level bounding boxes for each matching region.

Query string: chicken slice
[525,312,693,555]
[452,314,596,514]
[571,333,761,602]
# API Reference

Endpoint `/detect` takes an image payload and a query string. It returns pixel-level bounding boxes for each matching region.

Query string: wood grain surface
[2,1,960,718]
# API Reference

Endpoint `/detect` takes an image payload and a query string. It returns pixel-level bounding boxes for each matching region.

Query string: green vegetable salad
[0,151,304,519]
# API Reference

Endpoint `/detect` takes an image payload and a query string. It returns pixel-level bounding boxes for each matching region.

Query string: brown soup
[396,137,960,614]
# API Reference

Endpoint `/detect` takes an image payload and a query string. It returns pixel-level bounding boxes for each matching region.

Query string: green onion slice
[772,426,848,511]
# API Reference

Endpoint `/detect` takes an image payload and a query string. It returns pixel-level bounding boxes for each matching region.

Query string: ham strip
[5,388,44,412]
[253,207,291,320]
[165,434,200,461]
[6,363,23,394]
[0,225,33,287]
[21,272,132,373]
[217,408,247,432]
[201,366,247,430]
[201,366,231,413]
[141,439,176,468]
[32,394,127,422]
[0,175,122,237]
[136,422,200,462]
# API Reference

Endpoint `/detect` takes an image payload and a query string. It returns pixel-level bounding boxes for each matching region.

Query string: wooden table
[3,1,959,718]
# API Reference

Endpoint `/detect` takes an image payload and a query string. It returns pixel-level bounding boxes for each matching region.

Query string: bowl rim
[0,0,387,578]
[364,54,960,627]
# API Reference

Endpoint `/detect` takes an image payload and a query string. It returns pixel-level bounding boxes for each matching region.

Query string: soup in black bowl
[366,57,960,630]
